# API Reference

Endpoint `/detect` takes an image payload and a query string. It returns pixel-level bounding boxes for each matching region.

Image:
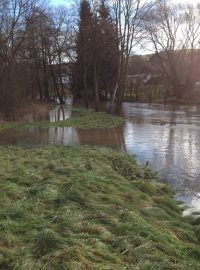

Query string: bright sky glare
[174,0,200,4]
[51,0,200,7]
[51,0,71,6]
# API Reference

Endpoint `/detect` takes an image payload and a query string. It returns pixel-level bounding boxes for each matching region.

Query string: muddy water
[1,102,200,215]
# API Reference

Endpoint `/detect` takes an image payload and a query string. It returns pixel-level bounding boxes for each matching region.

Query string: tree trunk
[115,60,128,113]
[108,81,118,113]
[83,54,89,108]
[94,58,99,111]
[58,55,64,104]
[108,53,121,113]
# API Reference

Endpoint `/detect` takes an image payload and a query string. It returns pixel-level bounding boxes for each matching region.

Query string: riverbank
[0,106,123,132]
[1,145,200,269]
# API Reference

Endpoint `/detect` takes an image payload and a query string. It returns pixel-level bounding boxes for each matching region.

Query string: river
[1,102,200,215]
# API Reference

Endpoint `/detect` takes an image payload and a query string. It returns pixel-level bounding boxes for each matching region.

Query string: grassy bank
[0,107,123,132]
[0,145,200,269]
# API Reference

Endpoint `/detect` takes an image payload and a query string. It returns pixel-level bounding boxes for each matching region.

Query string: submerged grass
[0,107,123,132]
[0,145,200,269]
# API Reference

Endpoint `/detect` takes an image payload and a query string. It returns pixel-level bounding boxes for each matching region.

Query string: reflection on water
[24,105,72,123]
[48,127,79,144]
[1,102,200,215]
[78,127,125,150]
[181,194,200,217]
[49,106,72,122]
[122,103,200,215]
[123,116,200,190]
[0,126,124,150]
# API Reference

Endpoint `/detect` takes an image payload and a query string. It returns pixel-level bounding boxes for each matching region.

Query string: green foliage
[0,145,200,269]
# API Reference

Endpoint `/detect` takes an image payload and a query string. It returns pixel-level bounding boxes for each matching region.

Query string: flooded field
[1,102,200,214]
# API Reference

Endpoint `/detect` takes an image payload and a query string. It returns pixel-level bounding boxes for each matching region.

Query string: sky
[175,0,200,4]
[51,0,200,7]
[51,0,71,6]
[50,0,200,54]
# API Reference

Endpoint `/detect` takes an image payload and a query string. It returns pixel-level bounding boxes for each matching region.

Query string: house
[50,63,73,89]
[127,74,152,87]
[56,73,72,87]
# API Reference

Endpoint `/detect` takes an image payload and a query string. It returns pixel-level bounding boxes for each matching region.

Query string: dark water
[1,102,200,215]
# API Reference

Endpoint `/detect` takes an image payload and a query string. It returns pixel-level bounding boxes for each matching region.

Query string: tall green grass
[0,145,199,269]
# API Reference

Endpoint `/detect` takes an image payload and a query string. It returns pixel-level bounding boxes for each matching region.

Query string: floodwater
[1,102,200,215]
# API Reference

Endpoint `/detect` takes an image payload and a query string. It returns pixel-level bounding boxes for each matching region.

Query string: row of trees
[0,0,74,117]
[73,0,118,110]
[1,0,200,117]
[74,0,151,112]
[75,0,200,110]
[0,0,151,116]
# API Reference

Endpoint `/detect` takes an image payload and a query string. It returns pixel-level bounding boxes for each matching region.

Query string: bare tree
[144,0,200,99]
[108,0,153,112]
[0,0,35,117]
[43,6,74,104]
[181,3,200,87]
[26,4,75,103]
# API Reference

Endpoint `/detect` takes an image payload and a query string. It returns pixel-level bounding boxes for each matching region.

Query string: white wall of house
[57,74,71,85]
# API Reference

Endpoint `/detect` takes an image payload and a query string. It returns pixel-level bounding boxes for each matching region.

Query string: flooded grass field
[1,102,200,214]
